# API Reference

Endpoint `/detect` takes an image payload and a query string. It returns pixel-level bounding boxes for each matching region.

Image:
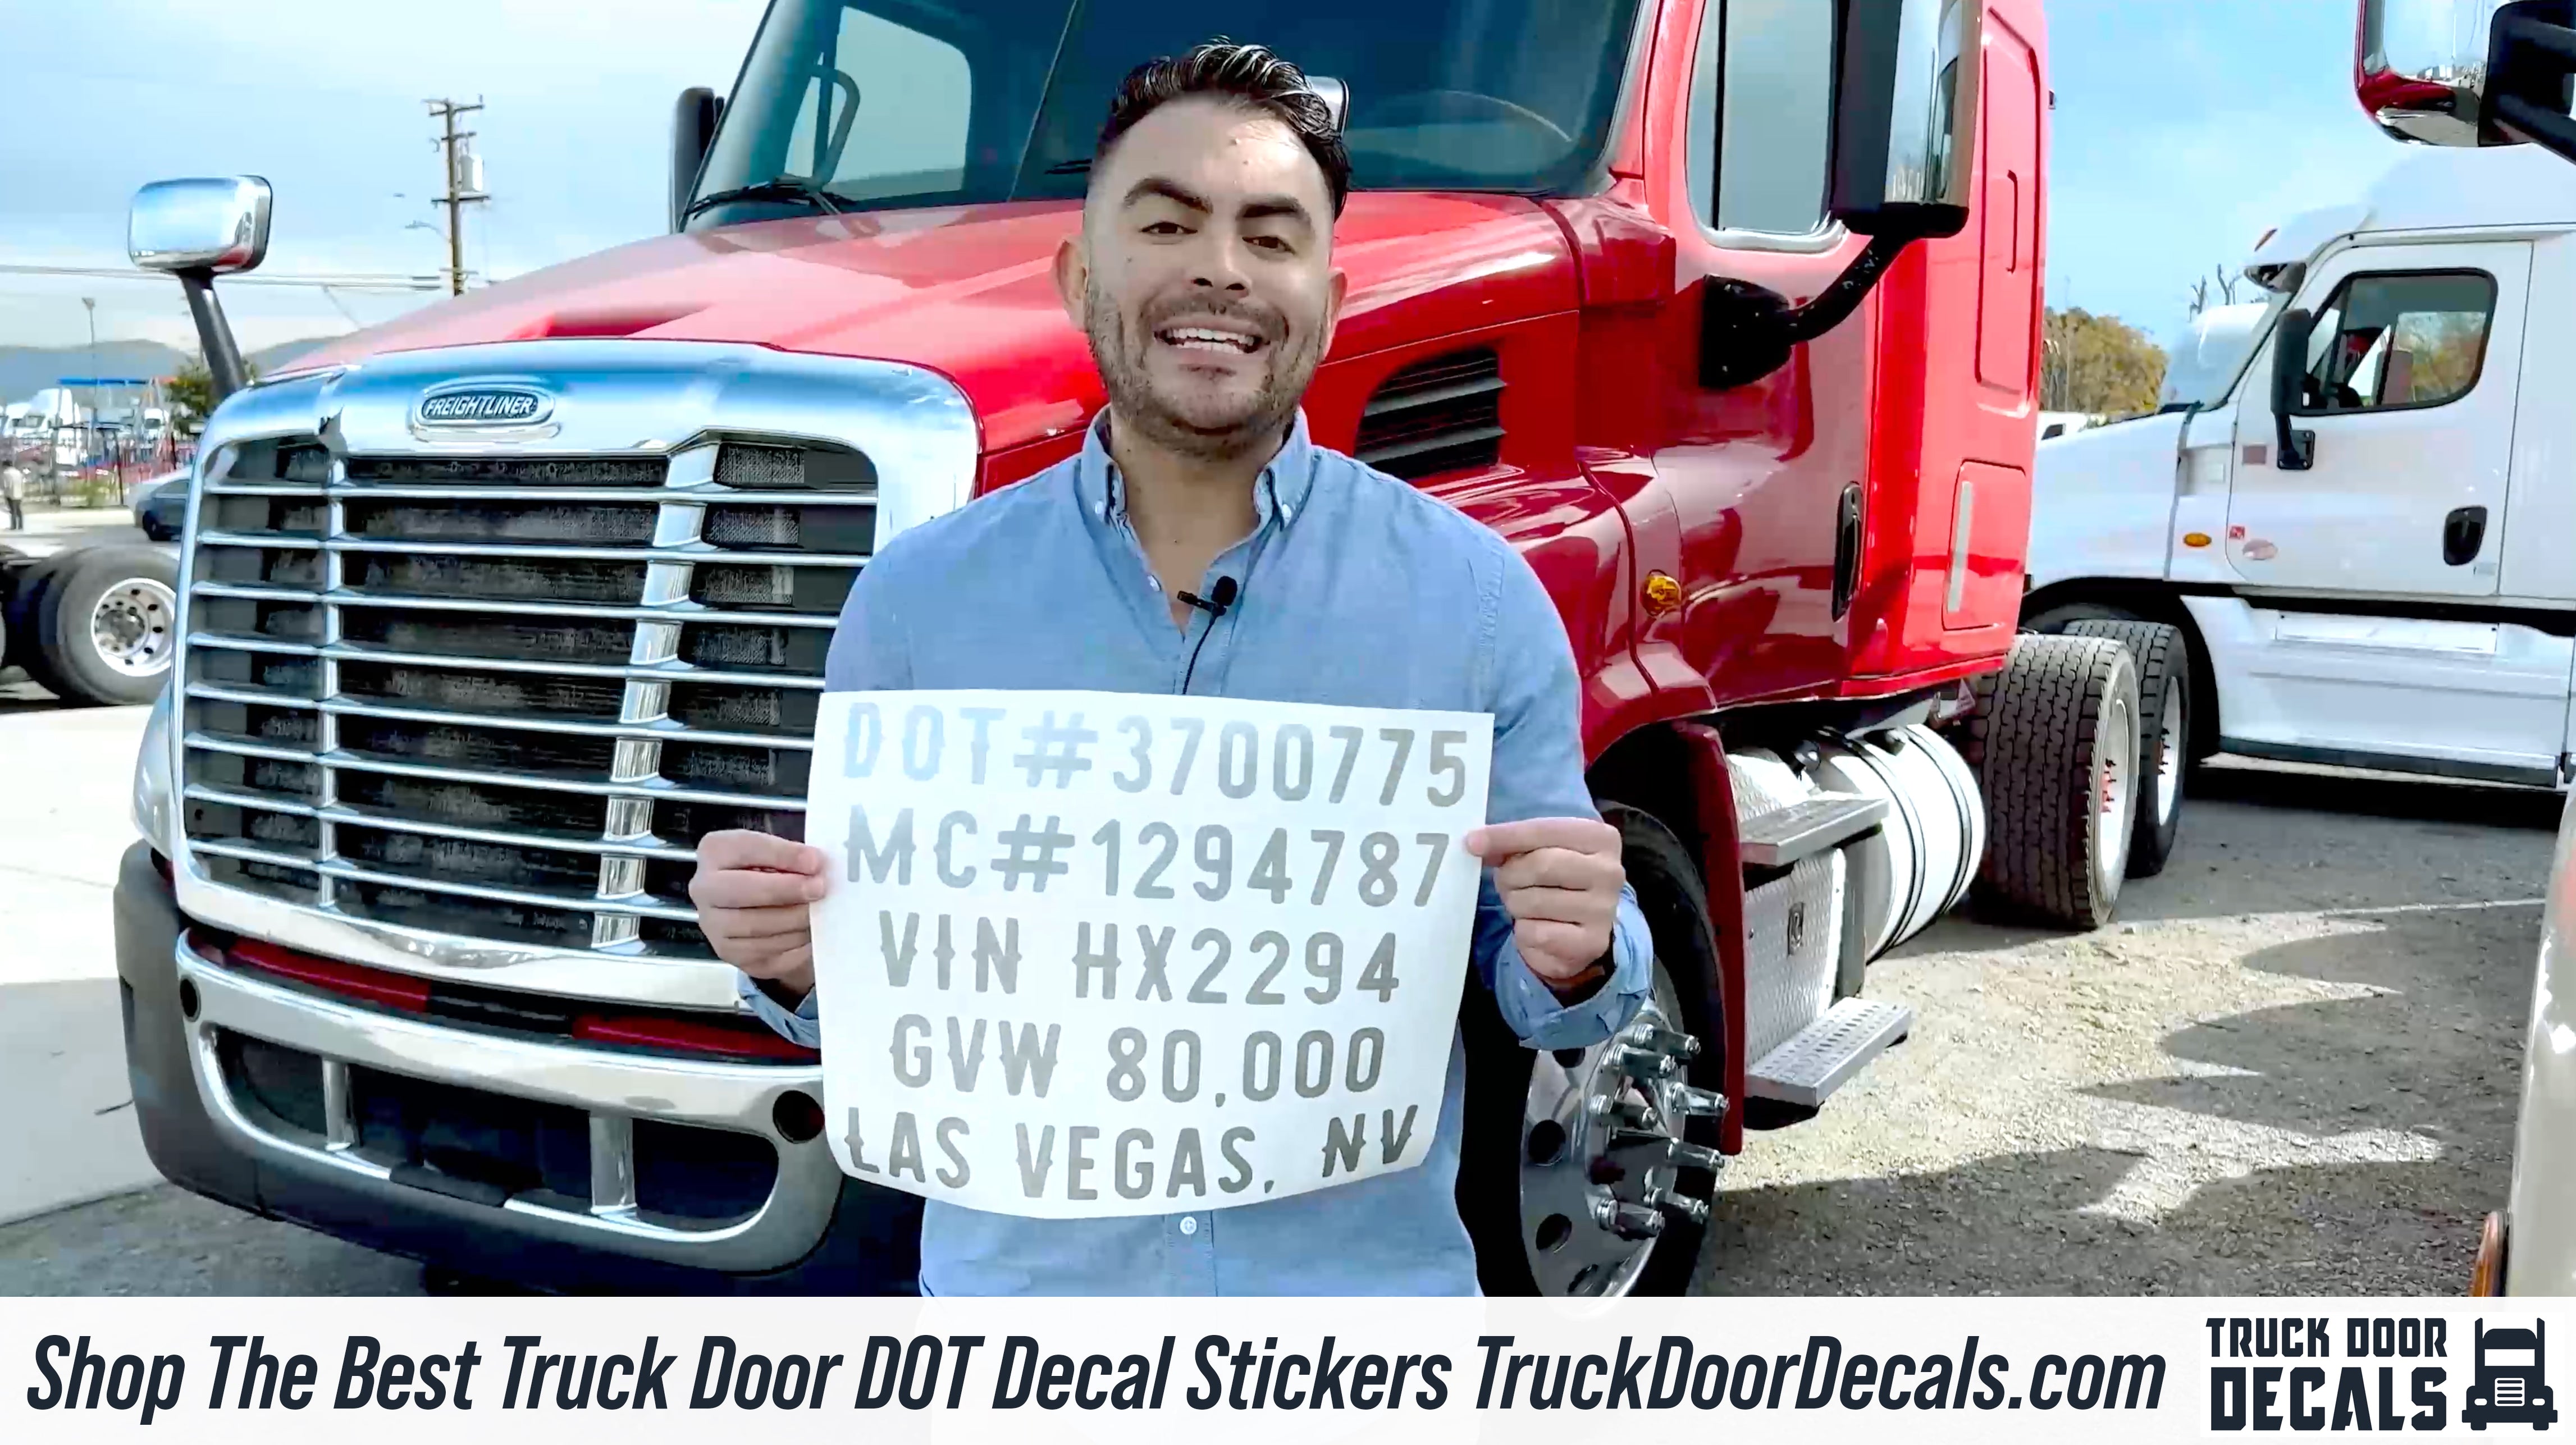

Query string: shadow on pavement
[1698,1144,2484,1296]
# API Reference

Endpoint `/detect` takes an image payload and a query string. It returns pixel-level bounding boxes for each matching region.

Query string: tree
[164,353,262,431]
[2188,263,2248,318]
[2040,307,2166,418]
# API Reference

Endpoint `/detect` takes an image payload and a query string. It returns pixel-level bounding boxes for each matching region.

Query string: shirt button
[1149,578,1163,591]
[1179,1215,1198,1236]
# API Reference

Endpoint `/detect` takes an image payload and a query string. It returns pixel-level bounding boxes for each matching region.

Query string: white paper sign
[804,689,1493,1219]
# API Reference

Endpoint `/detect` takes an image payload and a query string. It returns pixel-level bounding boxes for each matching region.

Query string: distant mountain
[0,341,188,405]
[0,337,340,407]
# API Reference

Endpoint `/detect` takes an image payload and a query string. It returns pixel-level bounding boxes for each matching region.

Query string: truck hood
[2027,410,2193,591]
[282,194,1579,455]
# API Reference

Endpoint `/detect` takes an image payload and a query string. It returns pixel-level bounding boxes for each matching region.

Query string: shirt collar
[1077,408,1319,532]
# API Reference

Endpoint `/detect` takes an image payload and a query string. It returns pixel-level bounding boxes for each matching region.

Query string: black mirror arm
[1701,232,1913,391]
[177,268,248,404]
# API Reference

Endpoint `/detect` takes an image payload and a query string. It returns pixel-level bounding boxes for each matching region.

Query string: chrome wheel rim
[2152,687,2182,827]
[89,577,176,678]
[2095,694,2136,885]
[1517,962,1723,1296]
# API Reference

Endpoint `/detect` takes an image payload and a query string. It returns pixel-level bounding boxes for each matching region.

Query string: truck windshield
[689,0,1642,226]
[2482,1348,2538,1368]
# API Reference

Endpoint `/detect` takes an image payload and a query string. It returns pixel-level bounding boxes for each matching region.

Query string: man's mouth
[1154,324,1267,356]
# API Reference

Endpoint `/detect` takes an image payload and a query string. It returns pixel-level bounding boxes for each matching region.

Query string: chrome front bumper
[171,930,850,1274]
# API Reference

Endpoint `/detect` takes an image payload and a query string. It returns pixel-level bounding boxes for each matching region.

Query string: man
[689,41,1654,1296]
[1,452,22,531]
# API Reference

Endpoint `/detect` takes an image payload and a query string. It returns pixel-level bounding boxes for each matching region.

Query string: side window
[2298,271,2496,413]
[1688,0,1836,236]
[784,6,972,202]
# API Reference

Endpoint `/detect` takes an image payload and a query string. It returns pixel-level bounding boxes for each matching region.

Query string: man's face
[1057,95,1346,460]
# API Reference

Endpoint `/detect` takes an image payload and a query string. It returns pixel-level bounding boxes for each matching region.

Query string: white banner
[12,1295,2563,1441]
[806,689,1494,1218]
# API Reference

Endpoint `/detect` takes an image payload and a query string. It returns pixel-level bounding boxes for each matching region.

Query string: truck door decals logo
[413,385,554,427]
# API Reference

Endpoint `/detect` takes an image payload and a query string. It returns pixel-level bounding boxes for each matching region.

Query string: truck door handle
[2443,506,2488,566]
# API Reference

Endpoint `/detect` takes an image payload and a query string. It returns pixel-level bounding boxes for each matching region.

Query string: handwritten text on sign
[807,690,1494,1219]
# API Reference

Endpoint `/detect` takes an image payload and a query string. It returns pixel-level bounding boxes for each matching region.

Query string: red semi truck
[111,0,2131,1297]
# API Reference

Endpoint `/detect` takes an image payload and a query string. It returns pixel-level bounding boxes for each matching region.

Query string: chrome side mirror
[1830,0,1981,240]
[2359,0,2576,154]
[127,176,273,275]
[1306,76,1351,135]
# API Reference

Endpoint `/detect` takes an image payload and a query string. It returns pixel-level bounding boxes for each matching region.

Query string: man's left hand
[1464,817,1626,987]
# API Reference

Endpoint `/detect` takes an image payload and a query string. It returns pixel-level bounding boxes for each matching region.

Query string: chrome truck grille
[163,341,979,1011]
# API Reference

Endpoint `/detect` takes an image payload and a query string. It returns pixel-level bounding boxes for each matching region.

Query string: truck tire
[1458,802,1724,1298]
[2062,619,2188,879]
[2,551,66,675]
[1966,634,2140,929]
[26,545,180,706]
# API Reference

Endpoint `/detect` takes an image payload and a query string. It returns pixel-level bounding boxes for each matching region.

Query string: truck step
[1745,997,1912,1108]
[1738,793,1888,868]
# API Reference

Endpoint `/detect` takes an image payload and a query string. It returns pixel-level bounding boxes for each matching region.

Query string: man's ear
[1052,234,1089,330]
[1319,267,1349,351]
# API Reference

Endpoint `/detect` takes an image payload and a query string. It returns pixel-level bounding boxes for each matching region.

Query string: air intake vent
[1354,347,1505,481]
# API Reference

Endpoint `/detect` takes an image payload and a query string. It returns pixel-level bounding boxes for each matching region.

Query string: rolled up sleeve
[736,972,823,1049]
[1470,540,1652,1050]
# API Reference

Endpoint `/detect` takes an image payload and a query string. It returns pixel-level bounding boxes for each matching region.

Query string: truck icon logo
[2464,1318,2557,1431]
[413,385,552,427]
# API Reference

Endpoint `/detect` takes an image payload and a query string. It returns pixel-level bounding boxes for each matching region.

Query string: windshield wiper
[683,177,853,221]
[1042,158,1092,176]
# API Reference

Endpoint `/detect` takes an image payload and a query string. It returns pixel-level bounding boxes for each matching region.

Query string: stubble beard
[1087,278,1315,463]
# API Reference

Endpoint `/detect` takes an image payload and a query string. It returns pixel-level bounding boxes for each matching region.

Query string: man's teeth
[1161,327,1259,353]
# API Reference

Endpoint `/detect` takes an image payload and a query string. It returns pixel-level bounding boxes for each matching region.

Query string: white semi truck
[2028,139,2576,799]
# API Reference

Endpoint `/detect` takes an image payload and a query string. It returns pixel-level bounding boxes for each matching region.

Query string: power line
[0,263,444,291]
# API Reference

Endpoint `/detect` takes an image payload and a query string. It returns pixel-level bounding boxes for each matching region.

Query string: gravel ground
[1696,758,2557,1297]
[0,758,2555,1296]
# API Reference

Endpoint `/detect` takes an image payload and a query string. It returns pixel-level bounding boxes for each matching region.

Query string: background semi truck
[106,0,2139,1298]
[2343,0,2576,1297]
[2026,139,2576,795]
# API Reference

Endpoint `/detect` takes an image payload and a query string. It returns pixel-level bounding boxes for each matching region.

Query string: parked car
[133,470,190,542]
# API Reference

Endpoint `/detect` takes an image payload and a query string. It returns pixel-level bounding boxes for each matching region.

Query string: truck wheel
[1458,802,1725,1297]
[2061,619,2187,879]
[2,552,66,675]
[28,546,180,706]
[1967,634,2140,929]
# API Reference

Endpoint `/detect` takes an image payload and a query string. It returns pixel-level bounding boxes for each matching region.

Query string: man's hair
[1095,40,1352,218]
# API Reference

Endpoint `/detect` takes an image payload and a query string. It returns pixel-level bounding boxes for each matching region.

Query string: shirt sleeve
[735,555,912,1045]
[1473,539,1653,1052]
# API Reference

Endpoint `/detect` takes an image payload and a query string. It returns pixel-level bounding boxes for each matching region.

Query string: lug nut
[1595,1200,1665,1240]
[1667,1140,1725,1173]
[1669,1084,1728,1117]
[1611,1047,1680,1078]
[1588,1094,1652,1125]
[1645,1186,1711,1225]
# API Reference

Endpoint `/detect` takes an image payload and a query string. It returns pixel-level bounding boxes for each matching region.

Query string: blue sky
[2045,0,2405,352]
[1,0,2409,363]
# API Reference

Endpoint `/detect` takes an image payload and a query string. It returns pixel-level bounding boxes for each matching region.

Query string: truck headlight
[131,683,173,854]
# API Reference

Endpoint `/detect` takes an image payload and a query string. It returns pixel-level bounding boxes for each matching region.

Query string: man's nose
[1188,232,1254,293]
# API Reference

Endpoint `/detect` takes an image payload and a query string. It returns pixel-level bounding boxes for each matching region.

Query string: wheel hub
[2152,687,2182,826]
[1518,968,1725,1296]
[89,578,177,678]
[2094,694,2135,881]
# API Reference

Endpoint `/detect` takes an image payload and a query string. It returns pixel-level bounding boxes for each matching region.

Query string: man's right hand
[689,830,830,1004]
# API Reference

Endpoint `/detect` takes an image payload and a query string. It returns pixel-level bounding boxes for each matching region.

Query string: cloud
[1,0,764,358]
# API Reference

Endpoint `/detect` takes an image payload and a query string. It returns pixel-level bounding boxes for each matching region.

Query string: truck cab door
[2231,242,2530,595]
[2212,241,2572,784]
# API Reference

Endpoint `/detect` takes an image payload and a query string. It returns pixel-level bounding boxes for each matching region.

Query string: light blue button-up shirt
[739,408,1652,1295]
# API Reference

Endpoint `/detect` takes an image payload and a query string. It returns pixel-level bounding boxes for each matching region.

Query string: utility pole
[425,97,487,297]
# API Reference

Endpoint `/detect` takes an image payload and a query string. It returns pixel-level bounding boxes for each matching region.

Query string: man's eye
[1142,221,1188,236]
[1246,235,1291,253]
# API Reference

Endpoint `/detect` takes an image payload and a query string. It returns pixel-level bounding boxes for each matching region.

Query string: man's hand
[688,830,830,1003]
[1463,817,1625,990]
